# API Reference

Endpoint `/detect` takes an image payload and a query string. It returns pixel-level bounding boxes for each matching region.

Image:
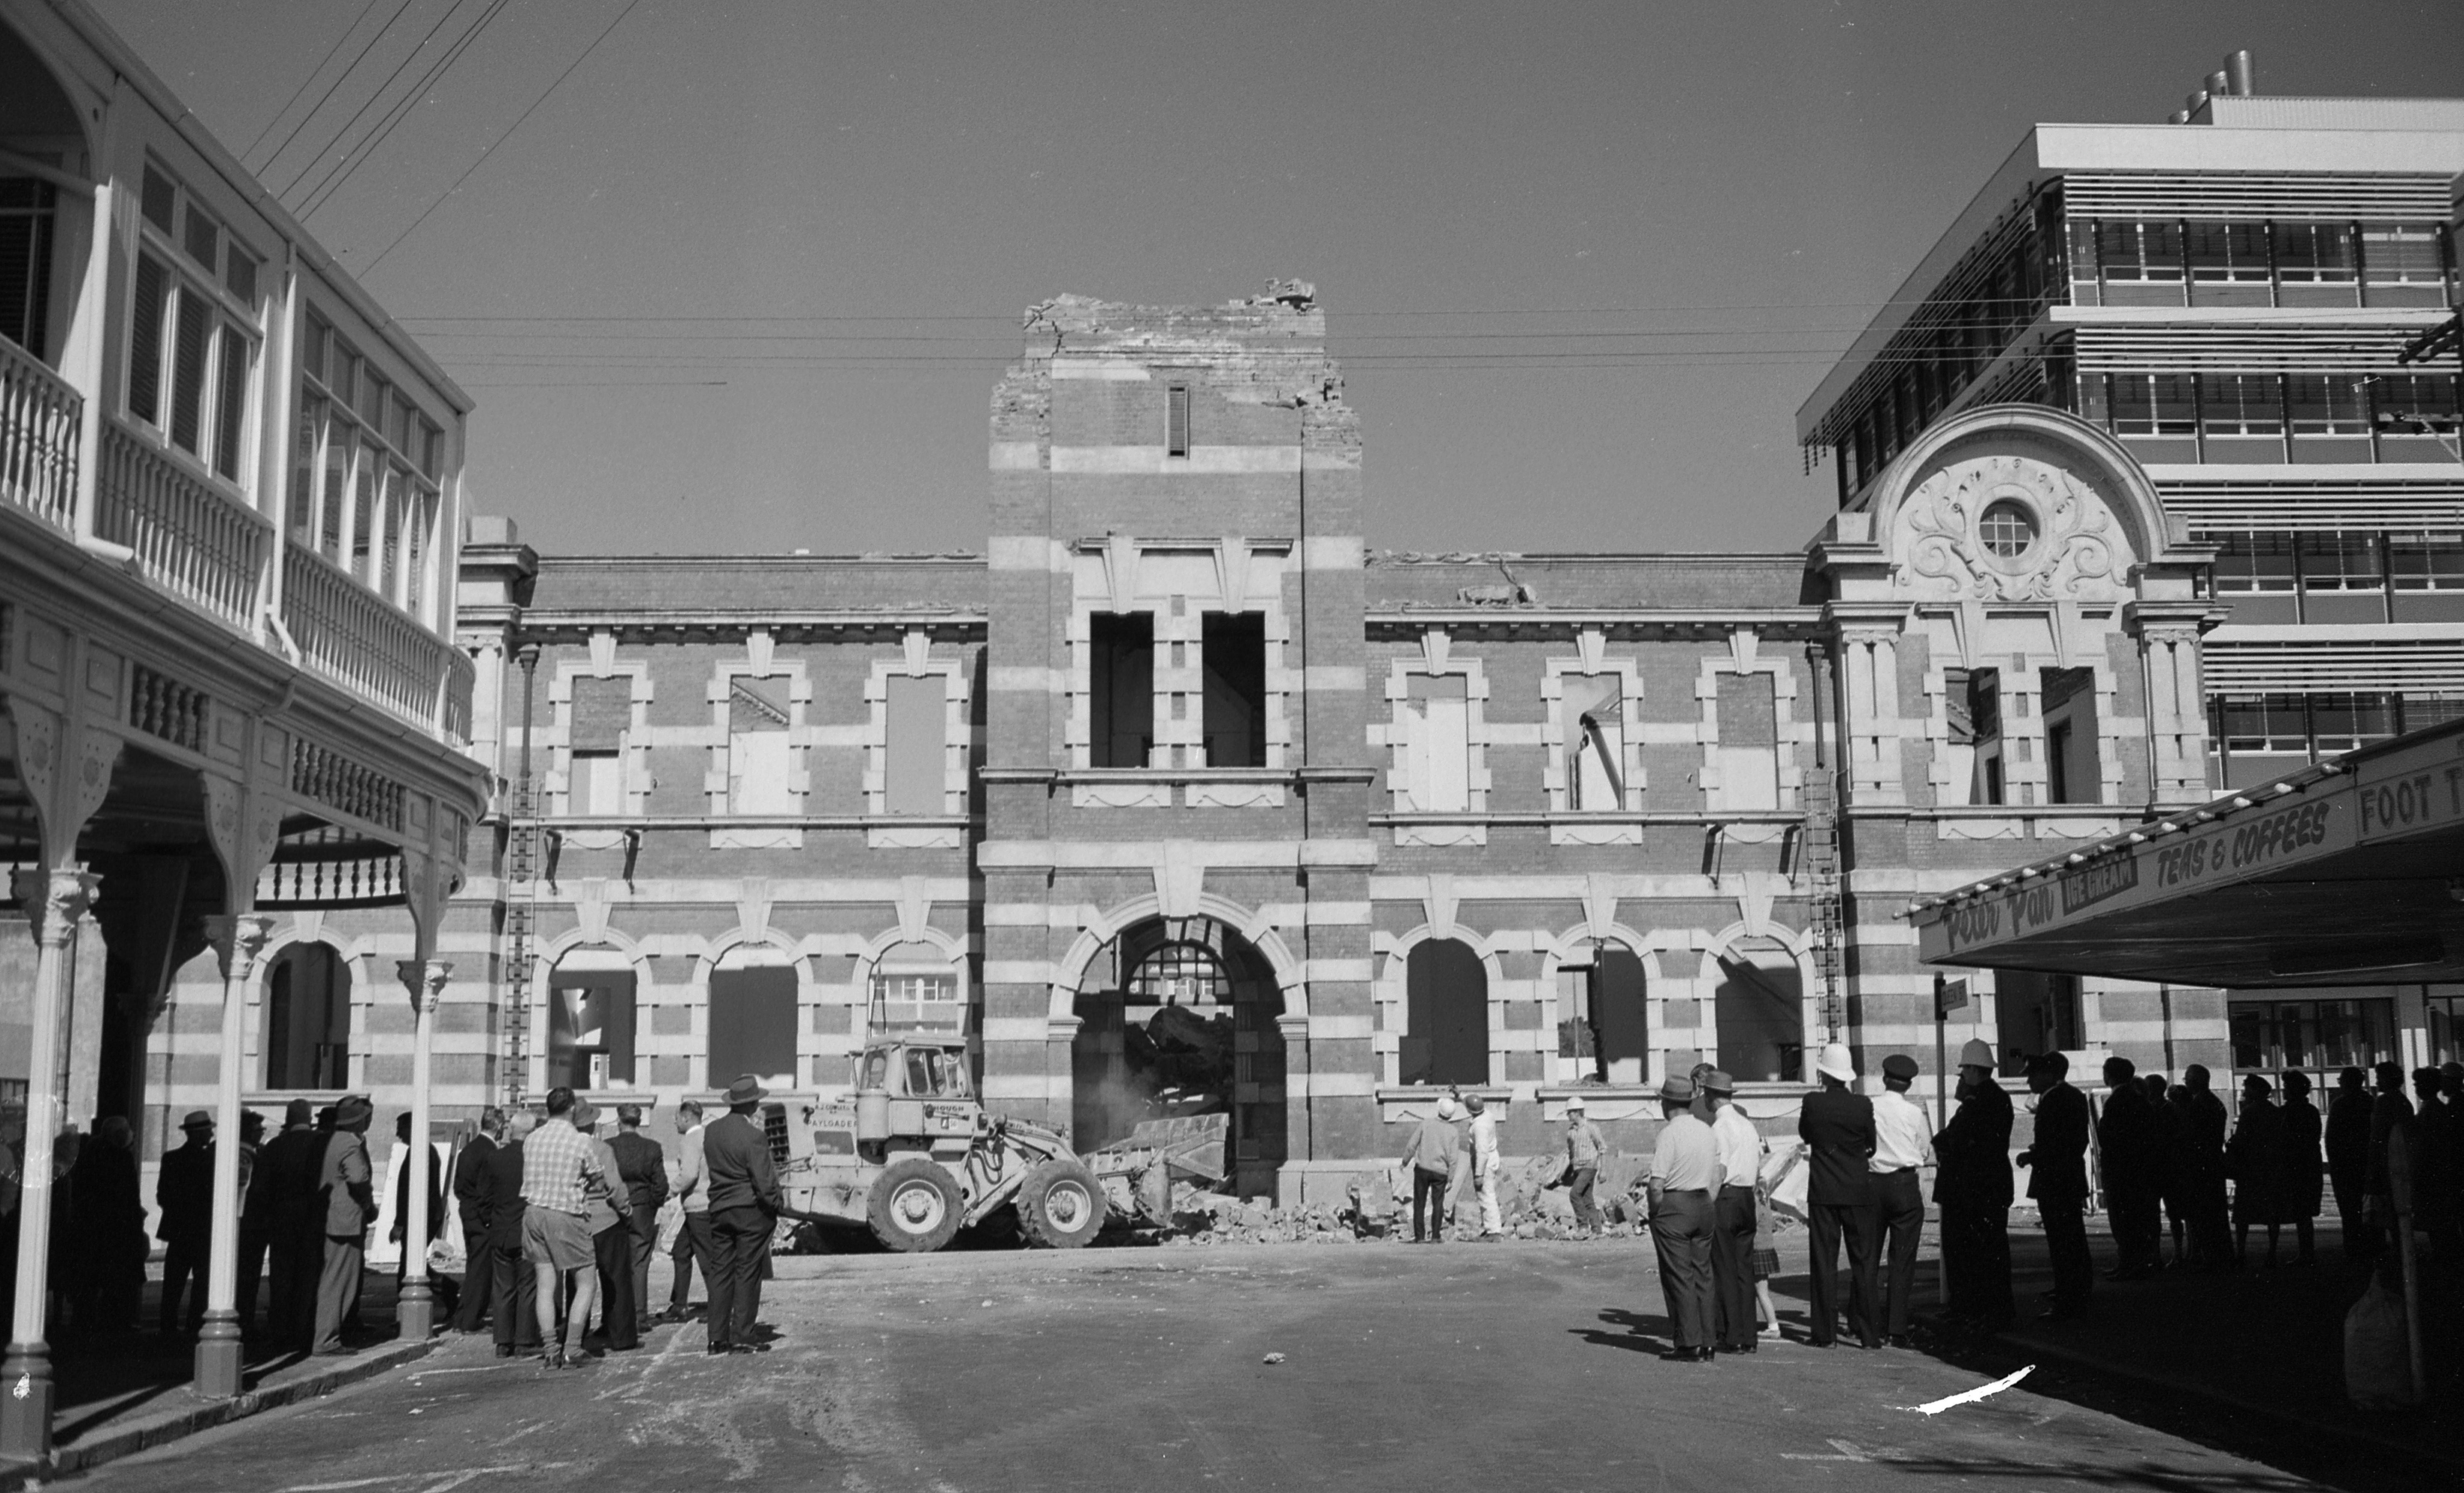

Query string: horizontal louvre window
[2073,326,2435,373]
[2272,222,2358,283]
[2204,641,2464,694]
[2167,479,2464,532]
[2198,372,2282,436]
[2062,172,2453,221]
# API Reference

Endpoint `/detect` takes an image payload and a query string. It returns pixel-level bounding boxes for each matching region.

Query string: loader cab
[856,1038,973,1100]
[853,1037,980,1150]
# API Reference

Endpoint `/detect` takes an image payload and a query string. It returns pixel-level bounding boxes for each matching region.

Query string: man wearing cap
[522,1087,611,1367]
[259,1098,324,1349]
[2097,1055,2162,1281]
[1703,1071,1761,1352]
[609,1104,668,1339]
[312,1096,378,1355]
[1648,1074,1723,1361]
[1401,1095,1461,1243]
[1798,1042,1881,1349]
[2018,1052,2092,1320]
[1871,1054,1933,1348]
[703,1076,787,1354]
[155,1110,216,1337]
[1563,1096,1607,1237]
[1933,1038,2013,1329]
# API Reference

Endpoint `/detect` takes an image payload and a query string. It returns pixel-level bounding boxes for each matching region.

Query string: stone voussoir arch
[1050,893,1307,1023]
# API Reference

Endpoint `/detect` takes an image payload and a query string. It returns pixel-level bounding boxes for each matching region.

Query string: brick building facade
[143,288,2235,1205]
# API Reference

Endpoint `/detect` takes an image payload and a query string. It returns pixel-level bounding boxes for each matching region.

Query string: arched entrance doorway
[1072,916,1285,1197]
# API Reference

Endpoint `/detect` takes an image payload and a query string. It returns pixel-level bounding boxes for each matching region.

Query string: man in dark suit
[257,1099,323,1349]
[608,1105,669,1340]
[312,1096,378,1355]
[2018,1052,2092,1319]
[155,1111,215,1337]
[451,1110,502,1332]
[1797,1042,1881,1349]
[1933,1038,2014,1329]
[234,1111,272,1333]
[2097,1055,2162,1280]
[481,1111,541,1358]
[702,1076,786,1354]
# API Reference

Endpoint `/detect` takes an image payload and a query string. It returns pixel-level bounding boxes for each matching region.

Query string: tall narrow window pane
[352,462,376,580]
[128,254,166,422]
[320,424,350,562]
[1400,674,1471,813]
[169,286,209,453]
[1166,383,1190,457]
[181,206,217,271]
[1199,612,1267,768]
[1088,612,1155,768]
[0,179,55,358]
[292,394,321,540]
[213,323,249,482]
[139,166,174,232]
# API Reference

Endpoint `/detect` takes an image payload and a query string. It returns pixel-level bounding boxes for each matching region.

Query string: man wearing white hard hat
[1402,1096,1462,1243]
[1796,1042,1882,1349]
[1933,1037,2014,1329]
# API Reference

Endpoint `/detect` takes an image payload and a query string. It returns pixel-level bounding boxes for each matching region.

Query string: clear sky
[87,0,2464,558]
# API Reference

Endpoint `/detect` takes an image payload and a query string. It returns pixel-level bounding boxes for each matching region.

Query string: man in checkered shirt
[519,1086,609,1367]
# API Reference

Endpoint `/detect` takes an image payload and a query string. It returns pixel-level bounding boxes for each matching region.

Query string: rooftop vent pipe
[2206,70,2231,101]
[2186,89,2210,118]
[2224,49,2254,96]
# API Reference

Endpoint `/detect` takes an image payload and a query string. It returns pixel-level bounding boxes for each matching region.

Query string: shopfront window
[2229,996,2398,1084]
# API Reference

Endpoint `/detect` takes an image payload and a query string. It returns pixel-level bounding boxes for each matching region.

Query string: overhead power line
[294,0,520,219]
[284,0,515,211]
[240,0,390,163]
[361,0,650,275]
[251,0,422,175]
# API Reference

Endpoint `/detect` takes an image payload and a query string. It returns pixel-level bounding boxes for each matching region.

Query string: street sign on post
[1932,976,1968,1129]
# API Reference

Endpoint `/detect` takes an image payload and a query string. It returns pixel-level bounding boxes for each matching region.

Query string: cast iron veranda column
[0,869,100,1462]
[194,913,275,1397]
[395,961,449,1338]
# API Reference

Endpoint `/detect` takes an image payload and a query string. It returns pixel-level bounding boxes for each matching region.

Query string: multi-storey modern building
[1,0,484,1441]
[1797,57,2464,1085]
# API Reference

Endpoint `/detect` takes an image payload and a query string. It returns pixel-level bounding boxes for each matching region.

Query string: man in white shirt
[1466,1093,1502,1238]
[1871,1053,1935,1347]
[1648,1074,1724,1360]
[662,1100,712,1322]
[1703,1071,1764,1352]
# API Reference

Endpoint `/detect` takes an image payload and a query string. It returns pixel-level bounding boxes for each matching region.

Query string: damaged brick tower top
[977,283,1380,1197]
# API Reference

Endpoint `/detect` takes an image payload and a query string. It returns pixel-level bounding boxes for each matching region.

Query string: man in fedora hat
[1932,1038,2013,1329]
[312,1096,378,1355]
[155,1110,216,1337]
[1872,1055,1933,1347]
[1702,1071,1761,1352]
[2018,1052,2091,1319]
[1647,1074,1722,1360]
[703,1075,786,1354]
[1401,1095,1461,1243]
[1563,1095,1606,1237]
[1798,1042,1881,1349]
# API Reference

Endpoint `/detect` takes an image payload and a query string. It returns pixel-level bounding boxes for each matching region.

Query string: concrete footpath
[1902,1218,2458,1487]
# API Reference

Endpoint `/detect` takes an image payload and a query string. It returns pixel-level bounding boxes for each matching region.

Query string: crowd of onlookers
[0,1073,799,1370]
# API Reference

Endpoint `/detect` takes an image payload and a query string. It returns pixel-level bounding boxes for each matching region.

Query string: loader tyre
[1015,1158,1106,1249]
[867,1158,963,1253]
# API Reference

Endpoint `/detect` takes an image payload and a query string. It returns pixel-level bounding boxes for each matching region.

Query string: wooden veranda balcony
[2,342,472,744]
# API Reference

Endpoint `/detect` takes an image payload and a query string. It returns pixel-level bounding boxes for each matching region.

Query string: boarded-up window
[1201,613,1267,768]
[729,677,795,815]
[709,963,798,1087]
[1562,673,1625,811]
[1716,673,1779,810]
[570,676,633,751]
[885,675,947,814]
[1397,675,1470,812]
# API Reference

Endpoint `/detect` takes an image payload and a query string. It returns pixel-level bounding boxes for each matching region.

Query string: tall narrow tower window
[1166,383,1191,457]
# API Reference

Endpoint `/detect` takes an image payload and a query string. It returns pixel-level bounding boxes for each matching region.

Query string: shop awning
[1911,719,2464,987]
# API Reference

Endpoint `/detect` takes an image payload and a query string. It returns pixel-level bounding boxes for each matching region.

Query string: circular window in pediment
[1978,499,2038,559]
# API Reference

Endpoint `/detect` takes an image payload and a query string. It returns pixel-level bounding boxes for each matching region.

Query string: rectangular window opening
[1089,612,1155,768]
[1562,673,1627,812]
[548,969,637,1089]
[1200,612,1267,769]
[2039,666,2099,805]
[1399,674,1471,813]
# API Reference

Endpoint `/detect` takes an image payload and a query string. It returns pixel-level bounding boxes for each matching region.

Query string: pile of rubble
[1144,1152,1710,1246]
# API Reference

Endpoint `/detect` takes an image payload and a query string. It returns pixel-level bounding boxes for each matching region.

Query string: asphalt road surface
[80,1242,2322,1492]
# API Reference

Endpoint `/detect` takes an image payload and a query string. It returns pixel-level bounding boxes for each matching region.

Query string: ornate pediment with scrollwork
[1895,455,2131,603]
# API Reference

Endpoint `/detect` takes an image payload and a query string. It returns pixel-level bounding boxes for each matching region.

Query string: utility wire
[251,0,422,176]
[294,0,519,218]
[281,0,506,204]
[239,0,391,163]
[362,0,650,275]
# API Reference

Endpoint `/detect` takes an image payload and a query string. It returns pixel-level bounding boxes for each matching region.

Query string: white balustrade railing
[94,422,271,628]
[0,337,81,533]
[282,545,469,738]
